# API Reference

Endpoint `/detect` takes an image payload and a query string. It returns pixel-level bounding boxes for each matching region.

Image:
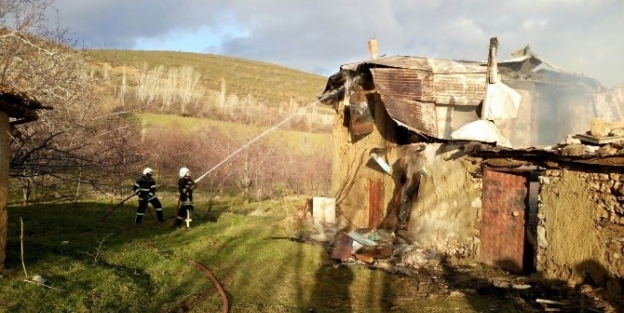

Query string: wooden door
[368,179,384,228]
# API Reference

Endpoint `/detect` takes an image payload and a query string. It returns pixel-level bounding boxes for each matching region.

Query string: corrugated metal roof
[342,56,487,74]
[364,58,487,138]
[370,67,435,102]
[378,96,438,138]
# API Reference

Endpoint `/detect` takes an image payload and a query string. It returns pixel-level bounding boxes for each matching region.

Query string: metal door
[480,168,529,273]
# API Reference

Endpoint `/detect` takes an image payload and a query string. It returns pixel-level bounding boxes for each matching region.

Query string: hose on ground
[189,259,229,313]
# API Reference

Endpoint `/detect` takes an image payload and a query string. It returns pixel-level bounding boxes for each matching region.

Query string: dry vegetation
[84,49,334,132]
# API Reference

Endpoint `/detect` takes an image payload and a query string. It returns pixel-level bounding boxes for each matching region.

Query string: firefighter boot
[135,213,144,224]
[156,209,165,222]
[173,217,183,228]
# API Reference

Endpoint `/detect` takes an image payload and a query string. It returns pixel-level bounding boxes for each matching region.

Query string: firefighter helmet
[179,167,190,178]
[143,167,153,175]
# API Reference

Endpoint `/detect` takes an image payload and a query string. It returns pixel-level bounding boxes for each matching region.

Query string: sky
[50,0,624,88]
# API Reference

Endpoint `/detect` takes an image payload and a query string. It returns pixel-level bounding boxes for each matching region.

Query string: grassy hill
[86,49,329,109]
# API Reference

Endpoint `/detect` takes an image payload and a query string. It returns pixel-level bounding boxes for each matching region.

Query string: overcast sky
[51,0,623,88]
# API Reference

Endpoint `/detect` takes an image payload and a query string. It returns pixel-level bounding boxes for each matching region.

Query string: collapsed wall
[538,166,624,301]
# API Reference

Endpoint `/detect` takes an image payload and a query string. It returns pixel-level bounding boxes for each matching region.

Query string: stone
[613,182,622,192]
[561,144,586,156]
[598,145,619,156]
[539,176,550,185]
[590,117,611,137]
[537,226,548,248]
[589,182,600,192]
[471,198,481,208]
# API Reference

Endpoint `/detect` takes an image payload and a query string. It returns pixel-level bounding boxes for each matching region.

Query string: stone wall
[539,167,624,300]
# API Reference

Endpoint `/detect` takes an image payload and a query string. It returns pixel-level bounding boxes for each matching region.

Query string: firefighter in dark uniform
[133,167,165,223]
[175,167,195,228]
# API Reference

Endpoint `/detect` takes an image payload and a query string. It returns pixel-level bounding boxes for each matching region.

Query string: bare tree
[0,0,145,271]
[219,77,226,108]
[160,66,177,111]
[120,65,127,106]
[135,63,161,106]
[178,65,200,114]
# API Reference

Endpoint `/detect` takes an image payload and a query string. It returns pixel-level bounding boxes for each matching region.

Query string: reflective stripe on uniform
[182,201,193,206]
[136,213,144,215]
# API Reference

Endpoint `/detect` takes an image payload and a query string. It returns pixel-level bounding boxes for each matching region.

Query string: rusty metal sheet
[379,96,438,138]
[330,233,354,261]
[427,58,487,74]
[342,56,432,71]
[354,245,394,263]
[434,73,487,105]
[342,56,487,73]
[370,67,435,102]
[370,67,438,137]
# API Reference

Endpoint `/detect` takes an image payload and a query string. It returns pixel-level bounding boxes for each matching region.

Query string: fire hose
[101,193,136,221]
[142,241,229,313]
[189,259,229,313]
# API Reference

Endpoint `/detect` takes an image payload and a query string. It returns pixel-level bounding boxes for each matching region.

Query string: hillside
[87,49,330,109]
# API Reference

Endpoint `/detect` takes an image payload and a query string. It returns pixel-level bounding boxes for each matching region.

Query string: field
[0,195,535,313]
[86,49,330,110]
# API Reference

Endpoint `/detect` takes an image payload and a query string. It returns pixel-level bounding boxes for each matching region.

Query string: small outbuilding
[317,37,624,304]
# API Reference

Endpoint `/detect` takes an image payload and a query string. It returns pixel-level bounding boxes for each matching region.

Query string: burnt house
[317,38,624,301]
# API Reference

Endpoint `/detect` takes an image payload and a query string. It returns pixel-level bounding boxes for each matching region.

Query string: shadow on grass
[5,202,173,270]
[308,261,354,312]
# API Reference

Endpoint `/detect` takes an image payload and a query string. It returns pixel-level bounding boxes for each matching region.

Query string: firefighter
[133,167,165,223]
[175,167,195,228]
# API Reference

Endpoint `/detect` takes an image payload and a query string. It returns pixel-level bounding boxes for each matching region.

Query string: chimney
[368,38,379,60]
[488,37,499,84]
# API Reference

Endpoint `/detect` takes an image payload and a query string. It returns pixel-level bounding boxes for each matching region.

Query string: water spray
[194,96,332,183]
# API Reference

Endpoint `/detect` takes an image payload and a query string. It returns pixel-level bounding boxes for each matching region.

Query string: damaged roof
[498,46,603,89]
[0,85,52,126]
[318,43,607,144]
[320,56,488,138]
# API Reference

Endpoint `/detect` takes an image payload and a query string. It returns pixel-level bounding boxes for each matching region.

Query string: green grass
[0,194,533,313]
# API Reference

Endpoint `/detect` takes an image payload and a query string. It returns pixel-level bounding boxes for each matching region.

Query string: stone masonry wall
[538,167,624,301]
